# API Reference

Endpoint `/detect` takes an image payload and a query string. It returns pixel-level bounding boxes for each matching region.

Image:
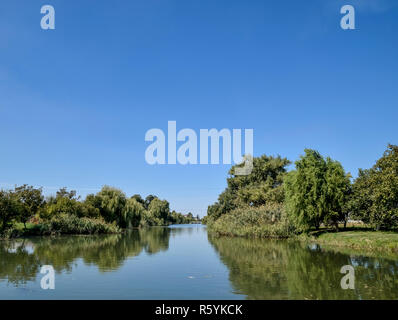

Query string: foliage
[42,215,120,235]
[1,183,191,238]
[13,185,44,228]
[123,198,145,228]
[95,186,127,227]
[350,144,398,230]
[144,195,157,210]
[0,190,21,231]
[207,203,296,238]
[170,210,196,224]
[284,149,351,231]
[207,155,290,220]
[148,198,170,224]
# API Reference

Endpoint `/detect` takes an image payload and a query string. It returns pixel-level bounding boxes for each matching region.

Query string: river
[1,224,397,299]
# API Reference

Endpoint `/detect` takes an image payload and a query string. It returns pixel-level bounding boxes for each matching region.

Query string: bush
[1,215,120,238]
[42,215,120,235]
[207,204,296,238]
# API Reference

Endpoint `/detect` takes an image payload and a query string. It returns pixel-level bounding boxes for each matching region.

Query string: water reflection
[2,226,398,299]
[0,228,172,287]
[208,235,398,299]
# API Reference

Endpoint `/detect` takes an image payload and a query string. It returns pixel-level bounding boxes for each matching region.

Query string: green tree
[0,190,20,231]
[350,144,398,230]
[56,187,78,200]
[148,198,170,225]
[144,195,157,210]
[43,195,80,219]
[324,158,352,229]
[284,149,350,231]
[96,186,127,227]
[123,198,145,228]
[207,155,290,220]
[83,194,101,218]
[41,189,101,220]
[13,185,44,229]
[131,194,145,206]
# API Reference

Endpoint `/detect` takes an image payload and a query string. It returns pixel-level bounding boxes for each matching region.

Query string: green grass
[209,211,398,256]
[300,228,398,256]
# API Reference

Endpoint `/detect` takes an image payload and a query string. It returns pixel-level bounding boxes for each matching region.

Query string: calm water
[1,224,398,299]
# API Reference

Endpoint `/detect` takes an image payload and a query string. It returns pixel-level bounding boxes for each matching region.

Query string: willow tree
[148,198,170,225]
[96,186,127,227]
[284,149,350,231]
[123,198,145,228]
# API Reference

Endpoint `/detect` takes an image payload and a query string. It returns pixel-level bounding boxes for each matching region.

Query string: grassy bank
[207,210,398,255]
[299,228,398,256]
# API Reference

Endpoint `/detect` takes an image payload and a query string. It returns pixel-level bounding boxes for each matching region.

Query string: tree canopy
[284,149,351,231]
[350,144,398,230]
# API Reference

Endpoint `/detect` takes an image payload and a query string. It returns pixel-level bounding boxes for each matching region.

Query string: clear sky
[0,0,397,217]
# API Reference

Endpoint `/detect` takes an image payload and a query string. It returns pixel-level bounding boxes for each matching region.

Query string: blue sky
[0,0,397,216]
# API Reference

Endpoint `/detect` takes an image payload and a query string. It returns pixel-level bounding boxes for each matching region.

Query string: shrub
[207,204,296,238]
[43,215,120,235]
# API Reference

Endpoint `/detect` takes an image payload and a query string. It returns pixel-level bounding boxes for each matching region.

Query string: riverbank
[299,228,398,256]
[1,219,202,239]
[0,215,121,239]
[207,215,398,256]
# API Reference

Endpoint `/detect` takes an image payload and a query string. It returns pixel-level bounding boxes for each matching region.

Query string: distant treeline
[205,144,398,237]
[0,185,199,238]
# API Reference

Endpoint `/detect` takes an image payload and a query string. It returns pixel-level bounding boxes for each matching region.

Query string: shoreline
[207,227,398,257]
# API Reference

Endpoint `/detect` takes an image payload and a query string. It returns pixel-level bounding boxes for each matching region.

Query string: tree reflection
[0,240,39,286]
[208,235,398,300]
[0,227,171,286]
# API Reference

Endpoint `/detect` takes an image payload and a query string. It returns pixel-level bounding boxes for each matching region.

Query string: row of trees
[0,185,198,232]
[207,144,398,232]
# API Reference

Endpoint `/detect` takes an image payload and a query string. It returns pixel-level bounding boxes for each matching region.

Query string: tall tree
[123,198,145,228]
[0,191,20,231]
[350,144,398,230]
[148,198,170,224]
[96,186,127,227]
[284,149,350,231]
[131,194,145,206]
[207,155,290,220]
[13,185,44,229]
[144,195,157,210]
